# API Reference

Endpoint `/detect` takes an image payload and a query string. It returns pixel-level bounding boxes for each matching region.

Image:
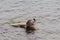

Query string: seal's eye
[33,18,36,21]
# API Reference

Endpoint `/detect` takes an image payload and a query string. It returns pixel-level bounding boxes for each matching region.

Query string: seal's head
[26,18,36,27]
[26,18,36,34]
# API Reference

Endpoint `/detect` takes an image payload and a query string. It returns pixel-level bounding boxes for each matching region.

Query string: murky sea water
[0,0,60,40]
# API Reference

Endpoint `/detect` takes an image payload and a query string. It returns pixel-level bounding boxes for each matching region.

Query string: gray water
[0,0,60,40]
